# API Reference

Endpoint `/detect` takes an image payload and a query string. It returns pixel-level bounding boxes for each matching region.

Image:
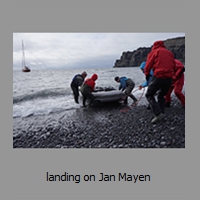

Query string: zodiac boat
[92,86,125,104]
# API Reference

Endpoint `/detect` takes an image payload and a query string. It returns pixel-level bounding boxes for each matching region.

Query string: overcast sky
[13,32,185,70]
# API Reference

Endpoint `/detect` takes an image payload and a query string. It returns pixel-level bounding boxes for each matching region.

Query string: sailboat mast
[21,40,31,72]
[22,40,26,68]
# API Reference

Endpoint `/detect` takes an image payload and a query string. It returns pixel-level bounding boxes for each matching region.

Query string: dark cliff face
[113,36,185,67]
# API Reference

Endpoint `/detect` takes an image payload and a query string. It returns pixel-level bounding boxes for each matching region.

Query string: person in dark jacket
[114,76,138,105]
[144,40,176,123]
[80,73,98,107]
[70,71,87,104]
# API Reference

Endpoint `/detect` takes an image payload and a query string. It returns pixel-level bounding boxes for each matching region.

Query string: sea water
[13,67,150,118]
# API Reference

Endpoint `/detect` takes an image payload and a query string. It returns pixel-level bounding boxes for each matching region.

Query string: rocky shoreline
[113,37,185,68]
[13,97,185,148]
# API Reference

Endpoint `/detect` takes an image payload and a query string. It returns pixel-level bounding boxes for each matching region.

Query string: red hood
[152,40,165,50]
[91,73,98,81]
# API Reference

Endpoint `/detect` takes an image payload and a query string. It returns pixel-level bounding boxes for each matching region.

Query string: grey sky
[13,32,185,70]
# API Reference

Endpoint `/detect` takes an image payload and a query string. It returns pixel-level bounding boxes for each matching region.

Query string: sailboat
[22,40,31,72]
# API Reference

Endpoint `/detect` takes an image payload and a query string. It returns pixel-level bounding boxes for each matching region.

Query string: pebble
[13,100,185,148]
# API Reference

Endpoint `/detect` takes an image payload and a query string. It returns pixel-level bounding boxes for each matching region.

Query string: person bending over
[114,76,138,105]
[80,73,98,107]
[70,71,87,104]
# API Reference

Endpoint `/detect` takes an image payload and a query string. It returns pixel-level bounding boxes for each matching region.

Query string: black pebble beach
[13,99,185,148]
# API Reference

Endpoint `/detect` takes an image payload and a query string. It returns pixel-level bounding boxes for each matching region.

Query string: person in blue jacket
[114,76,138,105]
[138,61,154,109]
[138,61,154,89]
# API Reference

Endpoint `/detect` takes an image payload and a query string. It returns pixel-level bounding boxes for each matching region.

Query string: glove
[139,85,143,90]
[146,74,150,81]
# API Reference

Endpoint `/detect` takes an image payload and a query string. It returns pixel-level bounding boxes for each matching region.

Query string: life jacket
[84,74,98,91]
[72,74,84,86]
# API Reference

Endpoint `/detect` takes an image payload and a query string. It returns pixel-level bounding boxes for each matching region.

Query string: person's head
[114,76,120,82]
[91,73,98,81]
[81,71,87,78]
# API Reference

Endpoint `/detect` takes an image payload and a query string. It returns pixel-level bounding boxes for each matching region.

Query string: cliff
[113,36,185,67]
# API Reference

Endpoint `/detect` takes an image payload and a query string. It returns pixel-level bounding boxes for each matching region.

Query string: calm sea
[13,67,149,118]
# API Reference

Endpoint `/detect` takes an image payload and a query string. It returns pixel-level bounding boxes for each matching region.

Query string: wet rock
[13,99,185,148]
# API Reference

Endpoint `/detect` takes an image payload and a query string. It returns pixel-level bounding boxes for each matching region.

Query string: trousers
[71,83,79,103]
[146,76,172,116]
[165,74,185,106]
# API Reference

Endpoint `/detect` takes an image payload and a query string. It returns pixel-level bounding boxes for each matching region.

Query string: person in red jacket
[165,59,185,108]
[80,73,98,107]
[144,40,176,123]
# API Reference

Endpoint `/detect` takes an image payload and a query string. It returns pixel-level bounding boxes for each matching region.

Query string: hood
[91,73,98,81]
[152,40,165,50]
[140,61,146,70]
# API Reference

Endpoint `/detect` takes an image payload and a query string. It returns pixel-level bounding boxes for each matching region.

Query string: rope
[120,87,145,113]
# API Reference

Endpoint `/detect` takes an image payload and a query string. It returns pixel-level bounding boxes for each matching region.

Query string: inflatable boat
[92,86,125,105]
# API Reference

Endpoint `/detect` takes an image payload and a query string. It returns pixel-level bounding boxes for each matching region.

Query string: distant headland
[113,36,185,68]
